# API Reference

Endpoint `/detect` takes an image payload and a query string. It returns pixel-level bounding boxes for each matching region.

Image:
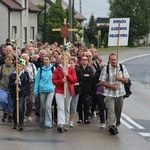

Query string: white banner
[108,18,130,46]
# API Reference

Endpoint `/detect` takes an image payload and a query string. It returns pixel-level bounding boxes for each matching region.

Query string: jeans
[12,95,25,125]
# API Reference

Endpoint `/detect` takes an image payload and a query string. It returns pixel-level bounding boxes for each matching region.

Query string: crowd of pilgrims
[0,39,107,132]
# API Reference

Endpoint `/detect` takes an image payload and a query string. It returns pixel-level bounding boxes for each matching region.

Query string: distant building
[0,0,40,48]
[96,17,109,26]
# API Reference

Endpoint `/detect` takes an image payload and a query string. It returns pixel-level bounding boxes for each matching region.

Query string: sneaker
[1,113,7,122]
[57,125,64,133]
[77,120,82,123]
[69,121,74,128]
[18,125,24,131]
[12,124,17,129]
[84,120,90,124]
[64,125,69,131]
[100,123,105,129]
[109,126,116,135]
[94,111,97,118]
[8,115,13,123]
[27,117,32,122]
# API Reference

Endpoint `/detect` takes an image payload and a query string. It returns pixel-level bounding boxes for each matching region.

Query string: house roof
[29,2,41,12]
[0,0,23,11]
[96,17,110,24]
[0,0,40,12]
[62,0,87,21]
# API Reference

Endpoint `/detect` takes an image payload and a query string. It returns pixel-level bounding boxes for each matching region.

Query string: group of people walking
[0,40,130,135]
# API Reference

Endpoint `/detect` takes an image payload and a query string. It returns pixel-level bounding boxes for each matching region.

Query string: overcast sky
[63,0,110,22]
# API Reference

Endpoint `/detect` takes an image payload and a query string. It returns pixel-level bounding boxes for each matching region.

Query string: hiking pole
[15,34,19,125]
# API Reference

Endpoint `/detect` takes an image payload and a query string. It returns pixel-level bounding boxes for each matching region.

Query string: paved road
[0,47,150,150]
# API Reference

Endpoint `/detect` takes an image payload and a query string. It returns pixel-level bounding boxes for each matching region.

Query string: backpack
[106,63,132,98]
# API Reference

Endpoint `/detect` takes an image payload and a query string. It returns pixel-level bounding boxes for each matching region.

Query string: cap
[19,58,26,66]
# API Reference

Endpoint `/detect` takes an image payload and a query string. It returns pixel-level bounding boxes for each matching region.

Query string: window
[24,27,27,44]
[12,26,17,41]
[30,26,34,41]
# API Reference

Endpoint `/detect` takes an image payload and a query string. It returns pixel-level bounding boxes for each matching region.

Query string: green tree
[86,14,97,47]
[108,0,150,46]
[47,0,66,44]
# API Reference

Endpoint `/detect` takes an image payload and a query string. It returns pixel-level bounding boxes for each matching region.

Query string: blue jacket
[34,64,55,95]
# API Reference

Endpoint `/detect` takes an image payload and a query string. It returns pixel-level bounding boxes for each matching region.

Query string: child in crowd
[8,58,28,131]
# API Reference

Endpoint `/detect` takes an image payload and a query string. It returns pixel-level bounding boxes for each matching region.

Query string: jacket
[52,65,77,95]
[8,71,27,97]
[34,64,55,95]
[79,65,94,94]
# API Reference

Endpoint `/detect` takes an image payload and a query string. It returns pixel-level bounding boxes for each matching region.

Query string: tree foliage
[108,0,150,46]
[85,14,97,46]
[37,0,83,45]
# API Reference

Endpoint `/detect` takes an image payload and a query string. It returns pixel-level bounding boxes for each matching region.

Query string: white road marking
[138,132,150,137]
[121,118,134,129]
[120,54,150,63]
[122,113,145,129]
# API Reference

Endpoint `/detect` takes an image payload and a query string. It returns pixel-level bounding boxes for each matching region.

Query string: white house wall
[10,11,21,47]
[0,3,9,45]
[28,13,38,41]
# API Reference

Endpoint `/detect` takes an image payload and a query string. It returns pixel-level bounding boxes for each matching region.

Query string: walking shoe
[69,121,74,128]
[12,124,17,129]
[57,125,64,133]
[109,126,116,135]
[1,113,7,122]
[84,120,90,124]
[18,125,24,131]
[8,115,13,123]
[27,116,32,122]
[77,120,82,123]
[100,123,105,129]
[64,125,69,131]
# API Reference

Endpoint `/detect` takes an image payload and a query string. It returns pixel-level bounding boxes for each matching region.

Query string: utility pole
[79,0,82,13]
[44,0,46,43]
[69,0,74,42]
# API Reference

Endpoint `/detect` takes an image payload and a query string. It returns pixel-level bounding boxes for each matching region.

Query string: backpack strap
[106,63,109,81]
[51,65,54,73]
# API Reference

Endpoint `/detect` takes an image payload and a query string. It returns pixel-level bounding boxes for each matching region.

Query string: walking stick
[15,35,19,124]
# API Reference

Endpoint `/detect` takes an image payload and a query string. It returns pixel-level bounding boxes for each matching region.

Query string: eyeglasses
[87,55,92,57]
[82,59,88,61]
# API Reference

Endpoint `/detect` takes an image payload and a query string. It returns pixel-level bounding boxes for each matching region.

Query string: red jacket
[52,65,77,95]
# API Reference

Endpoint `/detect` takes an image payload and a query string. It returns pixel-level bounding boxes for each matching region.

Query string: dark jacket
[74,65,83,94]
[79,65,94,94]
[8,71,28,98]
[33,57,44,69]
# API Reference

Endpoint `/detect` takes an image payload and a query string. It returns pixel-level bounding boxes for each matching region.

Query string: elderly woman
[21,53,37,122]
[0,54,15,123]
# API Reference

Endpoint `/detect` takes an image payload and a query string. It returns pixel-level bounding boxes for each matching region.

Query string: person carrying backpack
[99,53,130,135]
[34,55,55,128]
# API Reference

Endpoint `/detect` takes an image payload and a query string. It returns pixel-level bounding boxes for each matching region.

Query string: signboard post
[108,18,130,47]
